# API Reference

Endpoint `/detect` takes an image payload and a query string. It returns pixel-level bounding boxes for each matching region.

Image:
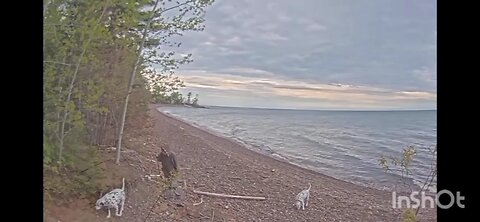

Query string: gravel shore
[149,104,436,221]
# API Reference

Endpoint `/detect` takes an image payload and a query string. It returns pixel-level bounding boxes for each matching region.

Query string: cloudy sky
[159,0,436,110]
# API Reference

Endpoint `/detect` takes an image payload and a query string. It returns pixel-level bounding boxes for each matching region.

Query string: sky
[157,0,436,110]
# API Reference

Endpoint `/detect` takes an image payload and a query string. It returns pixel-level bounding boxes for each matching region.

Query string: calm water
[158,106,437,192]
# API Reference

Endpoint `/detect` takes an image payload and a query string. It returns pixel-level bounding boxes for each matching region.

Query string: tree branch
[44,61,74,66]
[158,0,195,15]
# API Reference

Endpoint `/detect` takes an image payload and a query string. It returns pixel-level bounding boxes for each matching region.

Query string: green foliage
[143,68,187,104]
[44,0,214,198]
[186,91,192,104]
[379,145,416,176]
[161,170,181,189]
[44,142,104,202]
[192,94,199,105]
[402,208,417,222]
[43,139,57,167]
[379,145,436,218]
[170,91,185,104]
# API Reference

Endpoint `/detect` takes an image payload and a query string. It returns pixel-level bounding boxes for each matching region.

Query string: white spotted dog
[294,183,311,210]
[95,178,126,218]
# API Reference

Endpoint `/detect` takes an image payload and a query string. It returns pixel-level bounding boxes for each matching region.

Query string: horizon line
[202,104,437,112]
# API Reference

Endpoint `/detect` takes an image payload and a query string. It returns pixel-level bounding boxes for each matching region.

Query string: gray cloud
[162,0,436,109]
[175,70,436,110]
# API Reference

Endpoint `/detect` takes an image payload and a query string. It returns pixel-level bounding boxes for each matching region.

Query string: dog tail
[307,183,311,191]
[121,177,125,191]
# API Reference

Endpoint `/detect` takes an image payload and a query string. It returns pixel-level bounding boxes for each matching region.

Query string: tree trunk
[100,113,108,145]
[43,0,51,52]
[57,2,110,166]
[115,0,161,164]
[43,0,51,18]
[115,0,198,164]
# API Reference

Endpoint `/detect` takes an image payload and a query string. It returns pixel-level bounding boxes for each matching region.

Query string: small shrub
[402,208,417,222]
[44,142,105,203]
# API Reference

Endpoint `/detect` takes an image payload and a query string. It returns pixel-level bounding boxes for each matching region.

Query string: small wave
[230,125,246,136]
[413,179,437,193]
[271,152,288,161]
[159,106,436,193]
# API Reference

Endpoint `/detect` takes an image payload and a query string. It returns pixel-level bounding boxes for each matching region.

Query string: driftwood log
[156,146,178,179]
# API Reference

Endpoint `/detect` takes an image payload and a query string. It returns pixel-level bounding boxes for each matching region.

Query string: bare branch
[158,0,196,15]
[193,195,204,206]
[44,61,74,66]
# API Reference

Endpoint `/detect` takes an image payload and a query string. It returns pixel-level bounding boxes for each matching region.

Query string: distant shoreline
[157,103,208,109]
[160,103,436,112]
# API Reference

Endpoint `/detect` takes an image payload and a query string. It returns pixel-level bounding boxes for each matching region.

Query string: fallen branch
[144,175,160,184]
[193,196,204,206]
[78,160,109,174]
[193,190,266,201]
[144,192,162,222]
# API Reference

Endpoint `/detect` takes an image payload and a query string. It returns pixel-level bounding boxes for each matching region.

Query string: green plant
[44,143,105,202]
[402,208,417,222]
[379,145,437,217]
